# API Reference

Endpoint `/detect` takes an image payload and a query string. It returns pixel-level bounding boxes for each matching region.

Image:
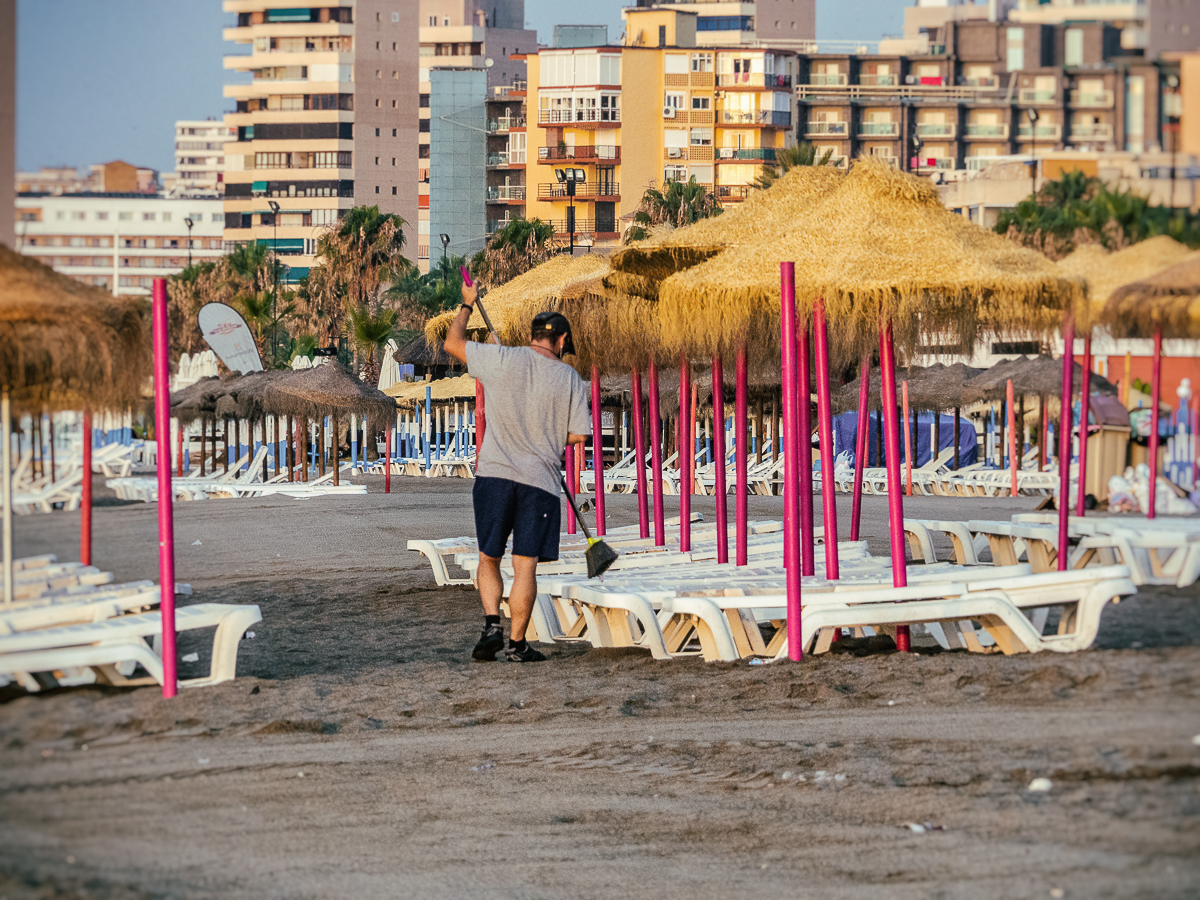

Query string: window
[664,92,684,109]
[690,128,713,146]
[375,128,380,136]
[391,158,395,165]
[664,164,687,182]
[375,157,379,165]
[392,186,397,195]
[428,16,436,26]
[375,186,380,193]
[691,53,713,73]
[375,99,381,107]
[392,128,397,137]
[392,100,397,108]
[376,70,381,79]
[1006,27,1024,72]
[143,212,156,221]
[211,213,221,222]
[392,71,398,79]
[96,212,108,221]
[392,12,399,22]
[162,212,172,222]
[691,96,710,110]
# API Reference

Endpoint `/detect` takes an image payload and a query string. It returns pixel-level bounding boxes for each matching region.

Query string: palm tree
[166,261,217,358]
[345,303,400,385]
[752,141,836,191]
[626,176,721,243]
[235,290,296,360]
[477,217,555,287]
[224,241,276,294]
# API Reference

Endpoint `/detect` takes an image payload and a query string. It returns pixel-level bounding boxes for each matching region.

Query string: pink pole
[780,263,802,660]
[1148,326,1163,519]
[565,444,576,534]
[1007,380,1019,497]
[902,381,913,497]
[151,279,178,699]
[850,355,870,543]
[735,348,749,566]
[1192,399,1198,490]
[813,299,838,579]
[648,360,665,546]
[81,408,92,566]
[712,355,728,564]
[631,367,649,539]
[797,314,815,577]
[679,354,691,552]
[1076,337,1092,517]
[1058,317,1075,569]
[590,365,606,536]
[878,325,909,652]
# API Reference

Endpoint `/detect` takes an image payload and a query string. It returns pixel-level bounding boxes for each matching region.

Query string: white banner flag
[197,303,263,373]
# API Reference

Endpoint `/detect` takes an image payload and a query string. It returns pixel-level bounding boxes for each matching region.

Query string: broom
[462,266,619,579]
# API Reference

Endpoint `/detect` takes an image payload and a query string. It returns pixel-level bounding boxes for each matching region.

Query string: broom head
[585,538,619,579]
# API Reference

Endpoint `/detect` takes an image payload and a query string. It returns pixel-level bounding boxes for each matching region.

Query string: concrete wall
[429,68,487,258]
[1182,54,1200,157]
[0,0,13,249]
[754,0,816,42]
[619,48,662,221]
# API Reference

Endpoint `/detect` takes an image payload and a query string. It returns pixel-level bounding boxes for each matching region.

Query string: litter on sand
[181,653,199,663]
[191,540,202,546]
[1028,777,1053,792]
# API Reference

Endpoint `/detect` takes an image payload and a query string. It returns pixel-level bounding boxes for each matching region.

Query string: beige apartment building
[170,119,235,196]
[221,1,421,282]
[624,0,815,47]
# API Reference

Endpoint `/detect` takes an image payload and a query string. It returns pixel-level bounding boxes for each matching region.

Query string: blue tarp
[831,410,978,469]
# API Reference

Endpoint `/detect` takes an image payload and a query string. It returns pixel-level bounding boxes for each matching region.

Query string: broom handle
[474,296,501,347]
[560,475,593,542]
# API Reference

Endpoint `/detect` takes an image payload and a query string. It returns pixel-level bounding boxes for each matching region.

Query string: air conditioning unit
[714,91,726,99]
[667,148,682,159]
[662,106,676,118]
[720,148,735,158]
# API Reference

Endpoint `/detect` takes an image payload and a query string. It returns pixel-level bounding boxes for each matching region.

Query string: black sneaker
[472,624,505,661]
[505,643,547,663]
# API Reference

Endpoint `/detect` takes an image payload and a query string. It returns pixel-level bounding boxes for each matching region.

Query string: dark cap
[531,311,576,356]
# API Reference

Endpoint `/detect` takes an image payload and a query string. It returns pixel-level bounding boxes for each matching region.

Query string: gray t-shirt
[465,342,591,497]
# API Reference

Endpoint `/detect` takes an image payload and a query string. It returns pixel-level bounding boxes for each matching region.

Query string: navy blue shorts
[473,477,562,562]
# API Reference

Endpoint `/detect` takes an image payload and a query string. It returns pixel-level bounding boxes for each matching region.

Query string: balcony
[859,74,897,86]
[915,157,957,171]
[806,121,848,136]
[916,122,957,138]
[716,185,754,202]
[966,156,999,171]
[1069,90,1114,108]
[716,73,792,89]
[964,76,999,88]
[547,219,619,239]
[537,182,620,200]
[537,108,622,125]
[487,218,513,234]
[538,145,620,163]
[1018,89,1056,105]
[965,123,1009,139]
[717,147,777,161]
[664,146,715,162]
[809,73,847,86]
[486,185,527,202]
[487,152,519,168]
[662,109,715,125]
[492,80,527,100]
[859,121,899,137]
[1069,123,1113,142]
[487,115,526,134]
[1017,123,1061,140]
[720,110,791,127]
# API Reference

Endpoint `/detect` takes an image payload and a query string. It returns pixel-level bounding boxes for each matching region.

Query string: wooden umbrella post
[590,365,606,537]
[261,416,268,482]
[81,408,92,566]
[332,409,340,487]
[1007,380,1019,497]
[711,355,728,564]
[850,354,870,543]
[286,415,295,482]
[1148,325,1163,519]
[797,314,815,578]
[176,420,183,478]
[678,355,690,552]
[47,413,55,483]
[648,360,665,547]
[735,348,749,566]
[630,367,649,540]
[952,407,961,470]
[1077,338,1093,516]
[878,324,909,651]
[1057,316,1075,568]
[222,418,229,475]
[780,262,802,660]
[902,381,913,497]
[754,397,764,465]
[2,388,11,606]
[151,279,178,699]
[233,418,241,472]
[813,298,838,580]
[1038,394,1047,471]
[319,415,326,476]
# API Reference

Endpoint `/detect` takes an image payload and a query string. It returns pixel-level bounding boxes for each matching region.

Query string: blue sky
[16,0,909,174]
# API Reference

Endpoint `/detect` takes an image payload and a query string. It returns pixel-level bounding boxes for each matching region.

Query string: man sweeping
[443,280,590,662]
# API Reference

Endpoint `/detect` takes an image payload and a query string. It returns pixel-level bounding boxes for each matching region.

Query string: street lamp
[268,200,280,365]
[1026,109,1040,198]
[1166,74,1180,211]
[184,217,194,269]
[911,133,924,175]
[554,168,586,255]
[439,233,451,287]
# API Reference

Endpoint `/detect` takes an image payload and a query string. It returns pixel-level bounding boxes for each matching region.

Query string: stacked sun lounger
[0,555,261,692]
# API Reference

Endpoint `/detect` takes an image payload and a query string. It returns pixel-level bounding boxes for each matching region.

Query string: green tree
[234,289,296,361]
[345,303,401,385]
[996,170,1200,259]
[753,141,836,190]
[626,176,721,243]
[476,218,555,287]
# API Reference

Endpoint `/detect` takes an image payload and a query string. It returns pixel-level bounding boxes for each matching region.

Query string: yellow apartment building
[522,8,795,247]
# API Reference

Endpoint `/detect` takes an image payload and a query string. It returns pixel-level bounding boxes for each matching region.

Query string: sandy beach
[1,475,1198,899]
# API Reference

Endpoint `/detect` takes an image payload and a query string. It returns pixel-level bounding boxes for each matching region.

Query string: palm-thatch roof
[1056,236,1194,331]
[964,355,1119,401]
[1104,254,1200,340]
[385,373,477,408]
[0,244,152,415]
[833,362,984,414]
[170,376,224,426]
[393,333,456,368]
[219,370,287,419]
[656,158,1085,367]
[261,362,396,426]
[424,254,610,345]
[605,166,845,301]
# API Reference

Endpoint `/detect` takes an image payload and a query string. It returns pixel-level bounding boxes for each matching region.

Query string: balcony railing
[1069,123,1113,141]
[716,73,792,89]
[716,185,755,202]
[547,219,618,237]
[809,73,847,86]
[859,74,897,86]
[1018,89,1056,104]
[720,110,791,127]
[486,185,527,201]
[1069,90,1114,108]
[965,123,1009,139]
[859,121,899,137]
[537,182,620,200]
[662,109,714,125]
[716,147,776,161]
[916,122,957,138]
[538,145,621,163]
[487,218,513,234]
[964,76,998,88]
[966,156,999,171]
[537,108,621,125]
[806,121,848,136]
[1017,123,1061,139]
[915,157,958,171]
[486,152,512,167]
[487,115,526,133]
[491,80,527,99]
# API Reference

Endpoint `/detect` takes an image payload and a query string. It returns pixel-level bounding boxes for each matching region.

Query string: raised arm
[442,281,478,365]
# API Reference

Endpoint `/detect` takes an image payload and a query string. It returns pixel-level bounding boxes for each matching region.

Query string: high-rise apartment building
[0,0,14,250]
[221,2,421,283]
[484,78,529,238]
[626,0,815,47]
[171,119,235,196]
[520,7,794,248]
[1008,0,1199,58]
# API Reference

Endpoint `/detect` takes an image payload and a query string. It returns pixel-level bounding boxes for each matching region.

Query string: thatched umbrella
[393,332,458,370]
[385,373,477,408]
[0,246,153,604]
[965,356,1118,401]
[1104,253,1200,517]
[262,362,395,486]
[170,376,225,477]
